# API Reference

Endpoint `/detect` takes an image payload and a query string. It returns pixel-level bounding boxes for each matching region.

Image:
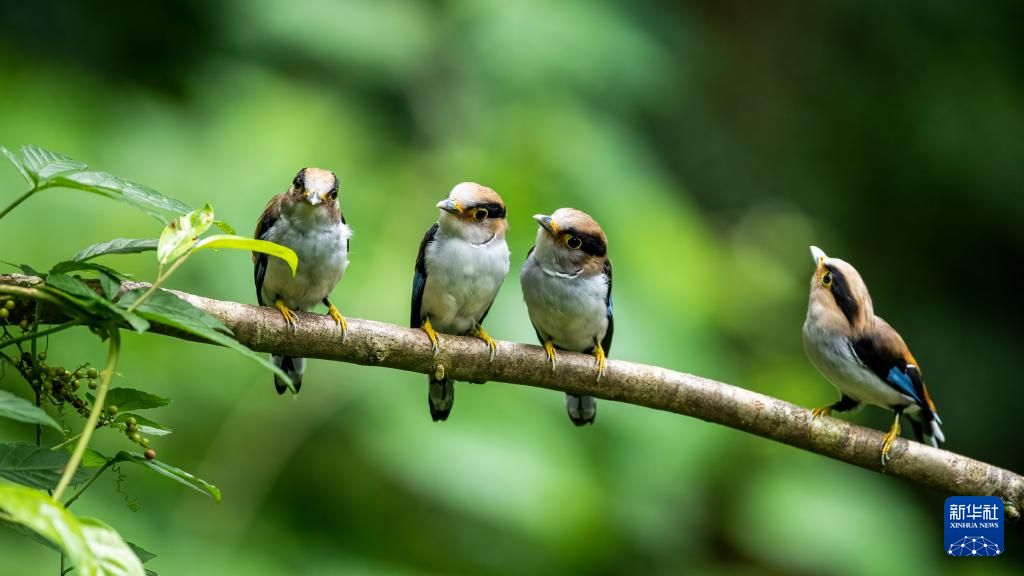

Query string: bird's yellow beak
[534,214,558,236]
[437,198,462,214]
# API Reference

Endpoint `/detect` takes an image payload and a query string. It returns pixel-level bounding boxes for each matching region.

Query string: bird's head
[807,245,873,330]
[435,182,507,243]
[287,167,340,211]
[533,208,608,274]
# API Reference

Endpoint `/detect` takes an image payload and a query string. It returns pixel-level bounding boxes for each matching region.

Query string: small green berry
[130,432,142,443]
[55,367,66,377]
[4,300,14,310]
[127,416,137,426]
[144,449,156,460]
[38,352,46,361]
[88,381,97,390]
[107,405,118,415]
[18,319,28,330]
[0,308,8,319]
[87,368,98,379]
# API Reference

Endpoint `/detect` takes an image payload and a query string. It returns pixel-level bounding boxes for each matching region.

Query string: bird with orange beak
[802,246,944,465]
[521,208,613,426]
[254,167,352,394]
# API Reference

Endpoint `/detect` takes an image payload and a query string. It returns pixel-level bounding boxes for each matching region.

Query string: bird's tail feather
[428,376,454,421]
[273,354,305,395]
[910,410,944,448]
[566,393,596,426]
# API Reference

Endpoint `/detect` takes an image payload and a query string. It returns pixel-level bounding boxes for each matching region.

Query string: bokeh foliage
[1,1,1021,573]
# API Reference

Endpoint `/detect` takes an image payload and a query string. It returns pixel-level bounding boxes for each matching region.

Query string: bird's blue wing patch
[886,366,923,404]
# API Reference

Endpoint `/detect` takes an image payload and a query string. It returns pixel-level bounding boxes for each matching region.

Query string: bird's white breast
[421,233,509,335]
[802,320,914,409]
[521,258,609,353]
[261,211,351,311]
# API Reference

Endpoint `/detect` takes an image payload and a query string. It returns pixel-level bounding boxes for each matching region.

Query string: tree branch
[2,273,1021,519]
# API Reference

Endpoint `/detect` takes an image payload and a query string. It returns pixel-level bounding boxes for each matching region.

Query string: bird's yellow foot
[811,406,832,419]
[326,300,348,342]
[471,324,497,363]
[880,414,902,466]
[274,299,298,334]
[593,343,607,382]
[543,340,557,371]
[422,317,440,357]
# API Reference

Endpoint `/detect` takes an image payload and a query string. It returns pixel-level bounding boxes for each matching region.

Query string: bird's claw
[327,302,348,342]
[880,419,901,467]
[543,340,557,371]
[811,406,832,419]
[274,299,298,334]
[422,318,441,358]
[594,343,607,383]
[472,325,498,363]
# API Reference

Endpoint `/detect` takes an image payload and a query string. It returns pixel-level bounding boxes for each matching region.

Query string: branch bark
[2,273,1021,519]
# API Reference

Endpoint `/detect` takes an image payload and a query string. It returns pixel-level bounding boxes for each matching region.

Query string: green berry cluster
[0,296,31,330]
[11,351,96,419]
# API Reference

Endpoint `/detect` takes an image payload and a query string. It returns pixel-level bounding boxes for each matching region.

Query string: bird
[411,182,510,421]
[802,245,944,465]
[520,208,613,426]
[253,167,352,394]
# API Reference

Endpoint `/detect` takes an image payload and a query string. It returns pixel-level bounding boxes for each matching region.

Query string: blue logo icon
[944,496,1003,557]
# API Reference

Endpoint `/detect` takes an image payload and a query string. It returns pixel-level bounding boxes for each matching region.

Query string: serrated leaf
[212,220,236,235]
[72,239,159,262]
[0,390,61,431]
[2,261,43,276]
[157,204,215,265]
[194,234,298,276]
[100,388,169,412]
[117,288,292,387]
[0,442,88,490]
[0,483,97,573]
[19,144,86,182]
[114,414,171,437]
[1,145,32,185]
[49,260,125,278]
[112,452,221,502]
[45,273,149,333]
[50,171,192,223]
[79,518,146,576]
[127,541,157,564]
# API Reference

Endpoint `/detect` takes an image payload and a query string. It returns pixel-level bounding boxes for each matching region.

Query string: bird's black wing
[850,330,928,410]
[601,258,613,355]
[253,195,283,307]
[411,223,439,328]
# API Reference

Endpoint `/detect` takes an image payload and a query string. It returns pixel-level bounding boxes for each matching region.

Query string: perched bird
[253,167,352,394]
[520,208,613,426]
[802,246,944,464]
[411,183,510,421]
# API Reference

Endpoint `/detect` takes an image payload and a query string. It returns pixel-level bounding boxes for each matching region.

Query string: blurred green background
[1,1,1021,574]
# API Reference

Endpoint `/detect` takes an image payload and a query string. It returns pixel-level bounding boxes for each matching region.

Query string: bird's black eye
[473,208,488,221]
[821,271,833,287]
[566,236,583,250]
[329,188,338,200]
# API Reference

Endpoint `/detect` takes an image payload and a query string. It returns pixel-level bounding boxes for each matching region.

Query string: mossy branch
[2,273,1021,520]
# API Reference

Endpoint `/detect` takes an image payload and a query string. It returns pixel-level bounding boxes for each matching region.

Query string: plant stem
[49,432,83,452]
[63,461,113,509]
[0,187,36,222]
[0,322,78,351]
[125,256,187,313]
[51,328,120,501]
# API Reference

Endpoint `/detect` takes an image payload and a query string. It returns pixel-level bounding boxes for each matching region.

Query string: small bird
[520,208,613,426]
[802,246,944,464]
[411,183,510,421]
[253,167,352,394]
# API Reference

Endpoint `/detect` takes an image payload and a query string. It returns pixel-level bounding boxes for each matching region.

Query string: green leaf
[194,234,298,276]
[79,518,146,576]
[157,204,214,265]
[0,390,61,431]
[114,413,172,437]
[45,273,149,333]
[99,273,122,300]
[112,452,221,502]
[79,448,109,469]
[2,261,43,277]
[13,145,191,223]
[127,541,157,564]
[1,145,32,186]
[98,388,169,412]
[118,288,292,388]
[0,483,96,573]
[49,260,126,278]
[212,220,236,235]
[0,442,88,490]
[72,239,159,262]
